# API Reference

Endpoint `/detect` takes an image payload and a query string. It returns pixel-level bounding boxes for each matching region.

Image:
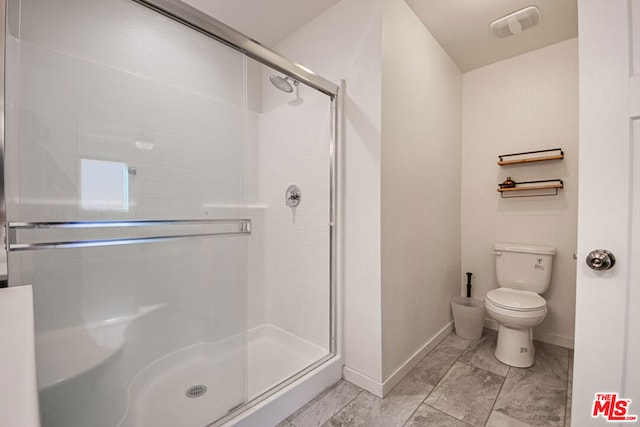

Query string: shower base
[118,324,326,427]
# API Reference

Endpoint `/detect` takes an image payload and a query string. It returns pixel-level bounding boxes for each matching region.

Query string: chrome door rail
[132,0,338,97]
[7,219,251,251]
[9,218,250,229]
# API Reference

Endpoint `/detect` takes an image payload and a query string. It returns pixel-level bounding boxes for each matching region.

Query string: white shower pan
[118,324,327,427]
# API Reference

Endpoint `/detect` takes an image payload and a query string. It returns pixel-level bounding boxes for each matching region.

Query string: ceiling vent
[490,6,541,38]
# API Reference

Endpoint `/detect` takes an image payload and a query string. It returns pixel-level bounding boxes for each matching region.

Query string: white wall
[381,0,462,380]
[271,0,384,383]
[272,0,464,394]
[461,38,579,348]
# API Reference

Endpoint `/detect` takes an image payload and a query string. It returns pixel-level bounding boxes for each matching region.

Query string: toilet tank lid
[494,242,556,255]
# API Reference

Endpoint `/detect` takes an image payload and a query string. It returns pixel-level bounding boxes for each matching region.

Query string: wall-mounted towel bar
[6,219,251,251]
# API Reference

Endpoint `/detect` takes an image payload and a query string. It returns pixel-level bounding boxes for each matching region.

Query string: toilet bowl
[485,288,547,367]
[485,243,555,368]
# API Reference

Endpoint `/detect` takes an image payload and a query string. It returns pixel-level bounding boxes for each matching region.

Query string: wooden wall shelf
[498,148,564,165]
[497,179,564,198]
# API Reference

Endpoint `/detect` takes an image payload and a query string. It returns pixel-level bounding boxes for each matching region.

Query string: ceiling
[180,0,341,47]
[405,0,578,72]
[180,0,578,73]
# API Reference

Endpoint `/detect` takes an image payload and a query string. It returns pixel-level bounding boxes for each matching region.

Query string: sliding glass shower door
[4,0,337,425]
[244,57,334,400]
[5,0,250,425]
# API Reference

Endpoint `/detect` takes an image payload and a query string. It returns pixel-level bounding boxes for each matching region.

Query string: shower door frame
[0,0,6,289]
[0,0,342,424]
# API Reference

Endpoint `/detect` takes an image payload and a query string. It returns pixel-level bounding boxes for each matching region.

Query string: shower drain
[185,384,207,398]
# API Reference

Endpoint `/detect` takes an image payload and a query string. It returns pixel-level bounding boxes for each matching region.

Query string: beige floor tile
[485,410,531,427]
[436,333,472,354]
[289,380,362,427]
[513,341,569,382]
[325,375,431,427]
[279,334,573,427]
[406,348,460,389]
[493,368,566,426]
[404,404,470,426]
[458,333,509,377]
[424,361,504,426]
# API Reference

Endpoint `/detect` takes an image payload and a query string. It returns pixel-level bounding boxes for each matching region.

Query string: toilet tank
[493,243,556,293]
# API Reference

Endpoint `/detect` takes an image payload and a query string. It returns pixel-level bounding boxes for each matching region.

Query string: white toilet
[485,242,556,368]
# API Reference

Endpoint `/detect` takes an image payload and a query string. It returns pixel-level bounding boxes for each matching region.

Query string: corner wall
[274,0,464,393]
[272,0,384,383]
[381,0,462,382]
[461,38,579,348]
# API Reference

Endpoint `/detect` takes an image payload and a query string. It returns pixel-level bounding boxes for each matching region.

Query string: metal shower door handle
[586,249,616,271]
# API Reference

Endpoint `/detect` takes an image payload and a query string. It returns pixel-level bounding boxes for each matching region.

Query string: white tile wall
[268,0,384,383]
[8,42,247,222]
[252,66,332,350]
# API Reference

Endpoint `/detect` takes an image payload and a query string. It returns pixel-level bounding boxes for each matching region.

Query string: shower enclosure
[1,0,341,425]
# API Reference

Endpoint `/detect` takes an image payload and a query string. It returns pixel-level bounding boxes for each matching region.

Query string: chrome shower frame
[0,0,6,289]
[132,0,338,96]
[0,0,342,425]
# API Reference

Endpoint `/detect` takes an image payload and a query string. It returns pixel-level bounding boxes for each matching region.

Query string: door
[4,0,250,425]
[574,0,640,424]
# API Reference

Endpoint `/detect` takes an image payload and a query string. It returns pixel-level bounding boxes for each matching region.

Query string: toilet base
[495,324,535,368]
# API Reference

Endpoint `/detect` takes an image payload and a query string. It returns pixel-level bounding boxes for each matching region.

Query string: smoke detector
[490,6,541,38]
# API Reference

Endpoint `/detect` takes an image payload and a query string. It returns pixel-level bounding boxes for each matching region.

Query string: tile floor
[277,329,573,427]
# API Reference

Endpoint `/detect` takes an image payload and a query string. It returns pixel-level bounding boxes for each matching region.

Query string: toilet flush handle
[586,249,616,271]
[491,250,502,256]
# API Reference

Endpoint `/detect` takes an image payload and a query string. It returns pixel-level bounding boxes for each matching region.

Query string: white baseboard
[380,321,454,397]
[484,319,498,331]
[342,366,384,397]
[484,319,574,349]
[533,333,574,349]
[342,321,454,398]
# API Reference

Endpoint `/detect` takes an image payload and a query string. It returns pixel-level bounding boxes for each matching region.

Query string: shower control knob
[586,249,616,271]
[285,185,302,207]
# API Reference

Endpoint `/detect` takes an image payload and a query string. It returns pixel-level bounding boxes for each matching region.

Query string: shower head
[269,75,298,93]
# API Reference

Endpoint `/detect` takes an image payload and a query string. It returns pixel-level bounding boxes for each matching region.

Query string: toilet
[485,242,555,368]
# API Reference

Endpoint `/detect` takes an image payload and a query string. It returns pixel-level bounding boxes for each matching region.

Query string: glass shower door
[244,58,334,398]
[4,0,250,425]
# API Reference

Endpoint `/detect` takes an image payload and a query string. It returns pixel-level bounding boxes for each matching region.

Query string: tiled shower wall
[7,0,332,401]
[5,3,333,426]
[254,66,332,349]
[7,1,248,336]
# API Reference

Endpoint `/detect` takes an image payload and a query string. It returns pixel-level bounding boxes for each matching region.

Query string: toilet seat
[486,288,546,312]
